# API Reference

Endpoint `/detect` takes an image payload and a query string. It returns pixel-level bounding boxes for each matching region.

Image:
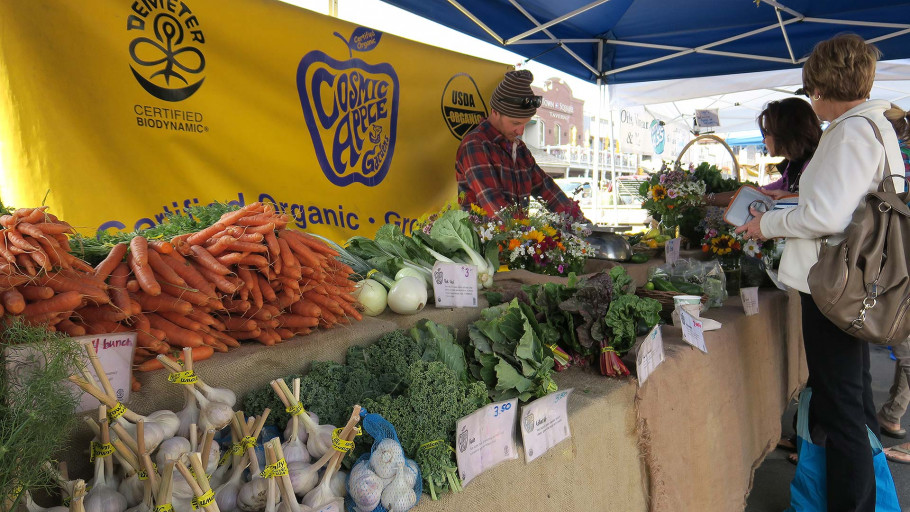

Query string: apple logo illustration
[297,27,399,187]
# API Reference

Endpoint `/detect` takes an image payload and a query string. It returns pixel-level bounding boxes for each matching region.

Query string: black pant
[801,293,879,512]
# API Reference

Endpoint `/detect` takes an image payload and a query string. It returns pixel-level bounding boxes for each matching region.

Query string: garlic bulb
[369,439,404,479]
[282,411,317,445]
[214,459,247,512]
[401,459,419,488]
[192,388,234,431]
[237,477,269,512]
[300,416,334,460]
[347,462,382,512]
[176,385,200,439]
[286,461,320,497]
[22,490,69,512]
[155,437,191,468]
[197,380,237,408]
[380,469,416,512]
[328,470,346,498]
[117,473,143,508]
[311,499,343,512]
[85,423,127,512]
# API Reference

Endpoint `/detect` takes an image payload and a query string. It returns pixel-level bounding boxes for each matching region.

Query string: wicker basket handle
[674,134,742,182]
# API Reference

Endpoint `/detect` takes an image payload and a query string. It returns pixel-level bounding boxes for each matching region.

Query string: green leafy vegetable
[604,294,662,353]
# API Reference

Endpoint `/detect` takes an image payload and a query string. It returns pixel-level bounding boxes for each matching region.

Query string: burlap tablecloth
[62,267,805,512]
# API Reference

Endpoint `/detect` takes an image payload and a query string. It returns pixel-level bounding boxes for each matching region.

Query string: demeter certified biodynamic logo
[127,0,206,102]
[297,27,399,187]
[441,73,488,140]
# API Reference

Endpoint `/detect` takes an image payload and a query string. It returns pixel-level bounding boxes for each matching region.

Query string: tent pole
[592,78,601,224]
[608,85,618,226]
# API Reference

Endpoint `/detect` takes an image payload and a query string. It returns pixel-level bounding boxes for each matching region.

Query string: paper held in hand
[520,389,573,464]
[454,398,519,487]
[723,185,798,227]
[432,262,478,308]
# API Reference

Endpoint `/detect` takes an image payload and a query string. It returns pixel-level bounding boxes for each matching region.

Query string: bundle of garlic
[83,414,127,512]
[269,379,332,460]
[300,405,362,511]
[347,430,419,512]
[155,354,233,432]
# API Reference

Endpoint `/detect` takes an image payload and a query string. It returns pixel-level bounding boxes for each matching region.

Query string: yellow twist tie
[90,441,115,462]
[107,402,126,422]
[240,436,257,450]
[366,269,379,279]
[331,428,355,453]
[137,463,158,481]
[218,449,232,467]
[191,489,215,510]
[155,505,174,512]
[260,458,289,478]
[285,402,306,416]
[418,439,444,452]
[601,347,617,354]
[167,370,198,385]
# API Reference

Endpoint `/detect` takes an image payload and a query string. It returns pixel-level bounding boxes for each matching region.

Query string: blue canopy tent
[376,0,910,85]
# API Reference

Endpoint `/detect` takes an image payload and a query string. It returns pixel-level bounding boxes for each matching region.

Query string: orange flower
[508,239,521,251]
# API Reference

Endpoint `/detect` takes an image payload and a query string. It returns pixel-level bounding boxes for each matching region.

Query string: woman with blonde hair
[737,34,904,511]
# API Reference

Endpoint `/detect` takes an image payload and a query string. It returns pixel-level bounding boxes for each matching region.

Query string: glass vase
[719,255,742,295]
[658,216,680,239]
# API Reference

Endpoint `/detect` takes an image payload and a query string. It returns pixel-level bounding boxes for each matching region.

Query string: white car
[553,178,594,209]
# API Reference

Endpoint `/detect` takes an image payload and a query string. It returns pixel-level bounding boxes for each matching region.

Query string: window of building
[554,123,562,145]
[570,126,577,146]
[538,120,546,147]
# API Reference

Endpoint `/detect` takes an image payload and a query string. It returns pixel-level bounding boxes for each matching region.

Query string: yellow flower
[524,230,545,243]
[543,226,557,237]
[518,219,531,226]
[650,184,667,201]
[470,203,486,216]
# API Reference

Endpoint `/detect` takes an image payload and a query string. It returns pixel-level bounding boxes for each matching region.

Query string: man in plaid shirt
[456,70,586,221]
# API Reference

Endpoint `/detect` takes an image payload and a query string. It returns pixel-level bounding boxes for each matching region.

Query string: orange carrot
[15,253,37,277]
[17,285,54,301]
[34,222,73,235]
[170,233,192,255]
[195,265,241,294]
[146,313,204,348]
[109,262,131,315]
[186,310,217,326]
[64,253,95,273]
[277,314,320,329]
[224,328,262,340]
[147,240,174,254]
[159,311,203,331]
[186,222,226,246]
[57,318,86,337]
[146,250,187,287]
[1,288,26,315]
[129,251,161,296]
[15,222,49,241]
[236,254,270,271]
[129,236,149,266]
[160,282,211,307]
[189,245,231,275]
[234,213,280,227]
[135,346,214,372]
[224,241,268,253]
[35,272,109,304]
[336,299,363,321]
[21,290,83,317]
[220,316,258,331]
[136,293,193,314]
[126,279,140,293]
[94,243,129,280]
[6,229,38,252]
[276,328,295,340]
[277,231,322,269]
[77,304,129,323]
[287,230,340,257]
[215,251,249,266]
[223,298,251,313]
[163,252,216,296]
[0,237,17,264]
[303,291,344,315]
[217,203,263,225]
[290,300,321,318]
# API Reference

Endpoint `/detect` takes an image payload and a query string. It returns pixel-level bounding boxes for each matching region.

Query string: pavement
[746,344,910,511]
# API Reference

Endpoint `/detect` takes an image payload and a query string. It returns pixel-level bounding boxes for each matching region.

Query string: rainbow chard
[598,341,630,378]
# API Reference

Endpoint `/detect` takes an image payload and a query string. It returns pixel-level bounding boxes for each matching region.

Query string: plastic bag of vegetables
[345,408,421,512]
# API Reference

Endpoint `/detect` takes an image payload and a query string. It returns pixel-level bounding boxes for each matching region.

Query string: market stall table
[61,268,805,512]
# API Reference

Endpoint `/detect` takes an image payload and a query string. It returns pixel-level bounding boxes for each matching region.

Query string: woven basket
[673,133,742,181]
[635,288,709,321]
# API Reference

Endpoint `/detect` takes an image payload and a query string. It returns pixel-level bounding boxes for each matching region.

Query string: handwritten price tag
[432,262,478,308]
[740,287,759,316]
[665,238,681,264]
[455,398,518,486]
[679,309,707,353]
[520,389,573,464]
[636,326,665,387]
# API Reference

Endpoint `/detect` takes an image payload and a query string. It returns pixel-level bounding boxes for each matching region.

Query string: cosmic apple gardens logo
[127,0,206,102]
[297,28,399,187]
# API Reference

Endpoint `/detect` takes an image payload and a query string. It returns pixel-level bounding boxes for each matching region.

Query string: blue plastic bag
[786,388,900,512]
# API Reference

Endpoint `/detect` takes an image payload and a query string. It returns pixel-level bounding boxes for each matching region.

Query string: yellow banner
[0,0,506,240]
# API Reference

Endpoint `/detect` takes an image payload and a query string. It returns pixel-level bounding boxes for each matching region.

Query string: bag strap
[848,115,898,193]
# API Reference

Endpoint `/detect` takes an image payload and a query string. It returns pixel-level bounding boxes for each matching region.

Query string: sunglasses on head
[795,87,810,98]
[498,95,542,109]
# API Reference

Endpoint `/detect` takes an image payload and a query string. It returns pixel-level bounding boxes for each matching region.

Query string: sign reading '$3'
[297,29,399,187]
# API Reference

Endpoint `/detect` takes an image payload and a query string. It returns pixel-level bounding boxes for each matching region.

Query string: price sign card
[454,398,519,486]
[740,286,759,316]
[665,238,681,265]
[520,389,573,464]
[679,309,707,353]
[637,326,665,387]
[71,333,137,413]
[432,262,478,308]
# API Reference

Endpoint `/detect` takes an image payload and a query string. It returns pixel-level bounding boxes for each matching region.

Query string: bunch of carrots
[0,203,362,384]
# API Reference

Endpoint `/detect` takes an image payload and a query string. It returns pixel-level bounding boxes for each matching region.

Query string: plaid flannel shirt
[455,119,580,218]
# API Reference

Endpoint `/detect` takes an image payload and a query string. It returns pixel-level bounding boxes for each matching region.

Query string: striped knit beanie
[491,69,537,118]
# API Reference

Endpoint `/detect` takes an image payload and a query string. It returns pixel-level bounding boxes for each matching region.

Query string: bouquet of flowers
[700,227,743,259]
[470,204,593,277]
[638,168,707,230]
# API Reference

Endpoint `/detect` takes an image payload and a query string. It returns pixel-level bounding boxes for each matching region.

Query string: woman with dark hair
[704,97,821,206]
[737,34,904,511]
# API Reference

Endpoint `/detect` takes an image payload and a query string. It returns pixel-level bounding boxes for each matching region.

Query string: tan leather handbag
[807,117,910,345]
